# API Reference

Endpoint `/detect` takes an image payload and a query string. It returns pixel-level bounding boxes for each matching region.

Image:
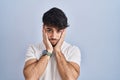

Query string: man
[23,7,81,80]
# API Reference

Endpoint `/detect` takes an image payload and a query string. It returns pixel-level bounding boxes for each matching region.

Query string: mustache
[49,38,57,41]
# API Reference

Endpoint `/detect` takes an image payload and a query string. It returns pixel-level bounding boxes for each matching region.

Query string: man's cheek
[47,34,50,39]
[59,33,62,38]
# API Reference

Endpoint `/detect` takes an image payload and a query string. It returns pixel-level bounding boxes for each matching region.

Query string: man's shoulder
[63,41,80,51]
[27,42,45,51]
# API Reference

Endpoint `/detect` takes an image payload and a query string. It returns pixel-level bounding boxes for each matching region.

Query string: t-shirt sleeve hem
[68,59,81,67]
[25,57,37,63]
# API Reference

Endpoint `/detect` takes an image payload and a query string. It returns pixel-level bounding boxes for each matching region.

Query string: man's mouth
[49,39,57,42]
[49,39,58,45]
[50,40,57,43]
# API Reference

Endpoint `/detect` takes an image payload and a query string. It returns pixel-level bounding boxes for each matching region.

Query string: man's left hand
[53,29,66,53]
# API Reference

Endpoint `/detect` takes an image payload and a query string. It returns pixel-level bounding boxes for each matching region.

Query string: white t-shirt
[25,41,81,80]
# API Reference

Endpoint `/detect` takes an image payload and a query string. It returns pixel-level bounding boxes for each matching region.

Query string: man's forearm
[24,55,50,80]
[55,51,76,80]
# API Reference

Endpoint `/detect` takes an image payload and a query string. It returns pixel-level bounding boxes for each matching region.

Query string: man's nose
[51,31,57,38]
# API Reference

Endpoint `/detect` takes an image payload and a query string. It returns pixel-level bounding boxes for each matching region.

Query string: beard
[49,39,58,47]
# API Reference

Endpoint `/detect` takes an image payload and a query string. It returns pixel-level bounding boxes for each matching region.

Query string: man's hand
[54,29,66,53]
[42,28,53,53]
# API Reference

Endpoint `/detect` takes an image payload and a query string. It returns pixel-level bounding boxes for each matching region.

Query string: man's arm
[23,27,54,80]
[53,29,80,80]
[55,51,80,80]
[23,55,50,80]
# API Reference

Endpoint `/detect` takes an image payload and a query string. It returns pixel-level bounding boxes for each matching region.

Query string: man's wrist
[47,49,53,53]
[54,49,61,53]
[42,50,52,57]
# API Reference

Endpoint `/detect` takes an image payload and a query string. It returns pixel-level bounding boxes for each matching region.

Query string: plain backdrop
[0,0,120,80]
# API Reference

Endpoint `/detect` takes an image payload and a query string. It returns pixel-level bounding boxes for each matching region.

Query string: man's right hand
[42,28,53,53]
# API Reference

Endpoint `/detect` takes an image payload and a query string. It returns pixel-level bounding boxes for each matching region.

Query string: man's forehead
[44,26,63,31]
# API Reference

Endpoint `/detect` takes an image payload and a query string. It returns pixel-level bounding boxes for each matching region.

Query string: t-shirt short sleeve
[25,44,37,62]
[67,46,81,66]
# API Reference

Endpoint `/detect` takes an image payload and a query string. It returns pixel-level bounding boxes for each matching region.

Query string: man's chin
[51,42,57,47]
[52,44,56,47]
[52,43,57,47]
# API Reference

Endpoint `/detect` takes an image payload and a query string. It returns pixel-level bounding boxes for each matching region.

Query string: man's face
[43,25,64,46]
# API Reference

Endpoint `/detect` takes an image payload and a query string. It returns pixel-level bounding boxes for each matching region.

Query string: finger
[60,29,66,41]
[42,28,47,38]
[57,29,66,45]
[42,28,46,40]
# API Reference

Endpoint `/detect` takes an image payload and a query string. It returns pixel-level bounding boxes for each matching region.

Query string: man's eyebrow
[46,27,51,29]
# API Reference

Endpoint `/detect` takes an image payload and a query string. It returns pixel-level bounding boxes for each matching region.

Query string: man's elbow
[66,76,77,80]
[76,70,80,79]
[23,68,30,80]
[23,68,38,80]
[73,71,80,80]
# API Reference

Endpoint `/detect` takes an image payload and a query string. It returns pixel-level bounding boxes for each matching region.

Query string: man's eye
[47,29,52,32]
[58,30,62,33]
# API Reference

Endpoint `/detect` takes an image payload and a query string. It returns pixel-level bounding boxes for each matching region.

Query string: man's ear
[43,24,45,29]
[62,28,66,32]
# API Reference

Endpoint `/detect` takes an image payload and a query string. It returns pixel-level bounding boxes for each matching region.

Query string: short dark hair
[42,7,69,30]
